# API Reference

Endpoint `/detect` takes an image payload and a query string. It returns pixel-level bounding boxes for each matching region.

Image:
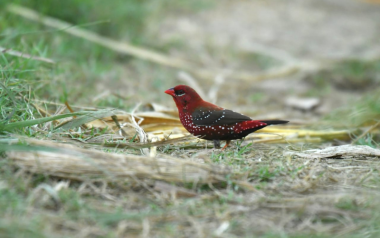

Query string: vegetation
[1,1,380,237]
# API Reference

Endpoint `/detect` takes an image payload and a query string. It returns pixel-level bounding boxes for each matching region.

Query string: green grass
[0,0,214,109]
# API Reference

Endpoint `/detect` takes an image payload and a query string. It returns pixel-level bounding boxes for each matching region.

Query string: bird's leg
[213,140,221,149]
[221,140,231,151]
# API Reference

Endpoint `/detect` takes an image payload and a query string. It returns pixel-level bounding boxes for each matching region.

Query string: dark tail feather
[260,120,289,125]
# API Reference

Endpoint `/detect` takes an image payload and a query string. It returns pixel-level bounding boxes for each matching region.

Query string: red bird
[165,85,288,150]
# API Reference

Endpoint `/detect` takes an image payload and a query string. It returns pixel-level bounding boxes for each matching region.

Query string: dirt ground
[2,1,380,237]
[156,0,380,120]
[160,0,380,60]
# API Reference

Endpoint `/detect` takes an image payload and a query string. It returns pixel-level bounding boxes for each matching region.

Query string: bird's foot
[213,140,221,149]
[221,140,231,151]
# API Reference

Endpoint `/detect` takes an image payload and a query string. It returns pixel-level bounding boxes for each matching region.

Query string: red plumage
[165,85,288,150]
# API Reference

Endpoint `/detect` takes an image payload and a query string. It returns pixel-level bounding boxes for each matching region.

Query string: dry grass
[2,106,380,237]
[6,138,231,183]
[2,2,380,237]
[3,137,380,237]
[2,78,379,237]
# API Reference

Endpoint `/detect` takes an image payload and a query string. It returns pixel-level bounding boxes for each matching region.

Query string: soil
[155,0,380,120]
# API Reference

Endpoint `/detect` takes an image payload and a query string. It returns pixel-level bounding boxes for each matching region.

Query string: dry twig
[6,138,230,183]
[285,145,380,159]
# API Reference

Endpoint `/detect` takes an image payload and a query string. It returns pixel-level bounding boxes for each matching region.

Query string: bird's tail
[260,120,289,125]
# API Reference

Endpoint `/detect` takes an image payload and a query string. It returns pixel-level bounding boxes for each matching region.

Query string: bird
[165,85,288,150]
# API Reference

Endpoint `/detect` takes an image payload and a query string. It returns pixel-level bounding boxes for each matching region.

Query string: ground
[1,0,380,237]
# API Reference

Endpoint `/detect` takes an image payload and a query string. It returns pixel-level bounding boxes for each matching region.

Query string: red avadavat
[165,85,288,150]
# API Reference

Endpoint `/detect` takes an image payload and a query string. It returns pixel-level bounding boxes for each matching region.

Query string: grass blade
[1,112,86,132]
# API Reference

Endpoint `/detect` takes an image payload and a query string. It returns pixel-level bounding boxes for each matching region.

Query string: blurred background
[2,1,380,237]
[1,0,380,125]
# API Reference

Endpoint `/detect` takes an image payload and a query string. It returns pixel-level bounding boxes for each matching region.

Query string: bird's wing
[192,108,251,126]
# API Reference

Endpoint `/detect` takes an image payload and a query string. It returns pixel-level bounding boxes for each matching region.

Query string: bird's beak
[165,88,176,96]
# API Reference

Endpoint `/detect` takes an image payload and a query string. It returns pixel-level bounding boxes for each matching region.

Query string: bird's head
[165,85,203,111]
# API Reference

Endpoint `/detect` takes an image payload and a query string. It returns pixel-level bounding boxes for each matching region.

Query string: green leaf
[0,141,58,153]
[1,112,86,132]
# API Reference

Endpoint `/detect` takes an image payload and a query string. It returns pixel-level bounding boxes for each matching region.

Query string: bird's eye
[175,89,185,96]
